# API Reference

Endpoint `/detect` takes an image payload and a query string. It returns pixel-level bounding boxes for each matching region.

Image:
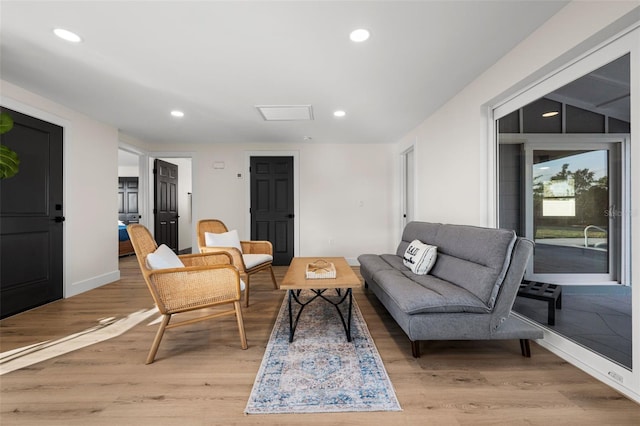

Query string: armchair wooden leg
[146,314,171,364]
[244,276,251,307]
[269,266,278,289]
[235,301,248,349]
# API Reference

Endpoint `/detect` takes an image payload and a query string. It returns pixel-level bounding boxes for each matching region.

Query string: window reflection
[497,54,632,369]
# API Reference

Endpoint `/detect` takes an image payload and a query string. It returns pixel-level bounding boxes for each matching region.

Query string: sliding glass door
[524,143,622,284]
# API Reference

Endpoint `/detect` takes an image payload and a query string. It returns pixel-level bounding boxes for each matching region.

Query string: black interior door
[250,156,294,265]
[154,159,178,252]
[118,177,140,224]
[0,107,64,319]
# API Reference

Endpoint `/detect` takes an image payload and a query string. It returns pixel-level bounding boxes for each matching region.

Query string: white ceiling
[549,54,631,122]
[1,1,569,145]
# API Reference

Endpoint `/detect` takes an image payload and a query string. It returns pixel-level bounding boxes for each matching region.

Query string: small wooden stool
[517,281,562,325]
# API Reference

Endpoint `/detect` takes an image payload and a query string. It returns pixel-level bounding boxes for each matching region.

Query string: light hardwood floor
[1,256,638,425]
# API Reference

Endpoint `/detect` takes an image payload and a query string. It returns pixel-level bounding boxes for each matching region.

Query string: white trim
[400,144,416,234]
[514,312,640,403]
[66,270,120,298]
[494,21,640,120]
[518,136,628,285]
[488,25,639,402]
[483,105,497,228]
[244,150,300,257]
[117,142,150,229]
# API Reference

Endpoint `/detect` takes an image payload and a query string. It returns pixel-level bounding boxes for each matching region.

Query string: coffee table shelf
[281,257,362,342]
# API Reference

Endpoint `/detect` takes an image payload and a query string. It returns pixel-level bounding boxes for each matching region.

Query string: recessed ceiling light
[349,29,370,42]
[53,28,82,43]
[333,110,346,118]
[171,110,184,118]
[542,111,559,118]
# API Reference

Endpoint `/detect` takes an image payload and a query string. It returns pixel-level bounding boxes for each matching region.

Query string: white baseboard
[66,270,120,298]
[514,313,640,404]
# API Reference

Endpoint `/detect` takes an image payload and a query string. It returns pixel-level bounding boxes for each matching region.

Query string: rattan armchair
[127,224,247,364]
[197,219,278,307]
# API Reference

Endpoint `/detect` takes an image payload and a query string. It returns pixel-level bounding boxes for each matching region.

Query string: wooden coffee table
[281,257,362,342]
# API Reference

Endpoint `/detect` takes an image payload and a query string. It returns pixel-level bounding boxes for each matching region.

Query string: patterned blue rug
[245,290,401,414]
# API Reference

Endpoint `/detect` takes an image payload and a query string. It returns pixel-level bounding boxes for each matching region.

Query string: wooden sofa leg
[520,339,531,357]
[411,340,420,358]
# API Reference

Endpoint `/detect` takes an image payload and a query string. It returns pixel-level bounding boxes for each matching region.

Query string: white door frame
[400,145,416,231]
[487,25,639,403]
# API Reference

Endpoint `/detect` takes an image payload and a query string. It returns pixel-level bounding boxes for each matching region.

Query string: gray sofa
[358,221,543,357]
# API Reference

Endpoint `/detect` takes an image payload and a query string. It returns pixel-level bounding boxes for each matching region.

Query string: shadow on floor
[513,284,632,369]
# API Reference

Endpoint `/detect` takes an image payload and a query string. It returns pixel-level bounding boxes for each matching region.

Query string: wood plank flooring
[1,256,638,425]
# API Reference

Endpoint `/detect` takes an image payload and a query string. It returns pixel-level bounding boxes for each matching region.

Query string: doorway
[154,159,179,253]
[250,156,294,265]
[0,107,64,318]
[117,151,193,255]
[524,142,623,284]
[401,146,415,229]
[118,177,140,225]
[496,51,633,370]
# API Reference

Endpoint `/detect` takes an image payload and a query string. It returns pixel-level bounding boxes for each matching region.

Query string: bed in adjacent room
[118,221,134,257]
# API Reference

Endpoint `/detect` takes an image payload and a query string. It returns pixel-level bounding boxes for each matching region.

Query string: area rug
[245,290,401,414]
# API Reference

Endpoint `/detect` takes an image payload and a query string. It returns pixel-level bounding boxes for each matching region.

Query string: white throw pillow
[146,244,185,270]
[205,230,243,253]
[403,240,437,275]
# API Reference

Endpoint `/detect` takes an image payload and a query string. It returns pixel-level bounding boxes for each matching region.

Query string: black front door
[118,177,140,224]
[154,159,178,252]
[0,107,64,319]
[250,156,294,265]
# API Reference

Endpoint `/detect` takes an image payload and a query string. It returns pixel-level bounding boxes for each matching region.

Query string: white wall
[1,80,120,297]
[118,166,138,177]
[2,0,637,400]
[397,2,639,226]
[395,0,639,404]
[138,142,396,263]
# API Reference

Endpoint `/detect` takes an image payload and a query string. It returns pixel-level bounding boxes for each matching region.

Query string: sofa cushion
[396,222,516,308]
[403,240,437,275]
[373,268,489,314]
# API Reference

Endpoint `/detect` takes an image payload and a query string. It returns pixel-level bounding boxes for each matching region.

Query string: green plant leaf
[0,144,20,179]
[0,112,14,135]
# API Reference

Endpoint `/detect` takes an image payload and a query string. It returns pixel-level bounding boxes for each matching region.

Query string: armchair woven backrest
[127,224,158,277]
[125,223,248,363]
[127,224,165,311]
[197,219,229,249]
[128,223,242,314]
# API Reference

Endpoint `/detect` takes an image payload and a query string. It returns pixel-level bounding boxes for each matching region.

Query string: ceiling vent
[256,105,314,121]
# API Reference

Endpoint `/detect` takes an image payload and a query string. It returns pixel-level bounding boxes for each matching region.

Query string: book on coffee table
[306,259,336,279]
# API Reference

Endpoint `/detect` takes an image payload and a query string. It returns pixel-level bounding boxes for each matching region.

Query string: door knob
[54,216,66,223]
[287,214,294,219]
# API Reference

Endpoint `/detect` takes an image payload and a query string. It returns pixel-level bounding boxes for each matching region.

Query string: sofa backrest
[397,222,517,309]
